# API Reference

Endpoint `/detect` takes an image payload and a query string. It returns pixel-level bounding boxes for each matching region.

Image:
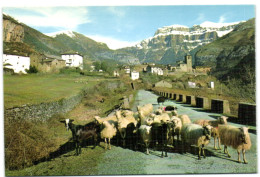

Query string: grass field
[3,73,110,109]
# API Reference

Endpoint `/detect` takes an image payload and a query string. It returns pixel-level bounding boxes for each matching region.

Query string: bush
[26,65,38,74]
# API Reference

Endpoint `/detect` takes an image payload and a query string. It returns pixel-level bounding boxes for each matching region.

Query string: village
[3,51,214,89]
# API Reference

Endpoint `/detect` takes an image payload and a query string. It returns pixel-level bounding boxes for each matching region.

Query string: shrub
[26,65,38,74]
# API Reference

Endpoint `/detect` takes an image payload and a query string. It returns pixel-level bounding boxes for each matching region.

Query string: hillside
[3,14,139,64]
[195,18,255,80]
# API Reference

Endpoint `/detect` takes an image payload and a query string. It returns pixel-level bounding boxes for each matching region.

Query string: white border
[1,1,259,177]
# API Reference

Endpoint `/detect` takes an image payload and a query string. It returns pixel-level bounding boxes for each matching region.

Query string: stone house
[30,53,65,73]
[3,53,30,74]
[195,66,211,73]
[173,55,193,72]
[154,80,172,88]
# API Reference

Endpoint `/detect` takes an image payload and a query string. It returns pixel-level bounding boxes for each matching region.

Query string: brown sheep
[218,125,251,164]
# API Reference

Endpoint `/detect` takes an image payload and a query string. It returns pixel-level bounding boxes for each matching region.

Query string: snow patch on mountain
[134,21,242,50]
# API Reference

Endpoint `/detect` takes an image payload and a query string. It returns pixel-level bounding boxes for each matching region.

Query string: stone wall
[4,92,84,121]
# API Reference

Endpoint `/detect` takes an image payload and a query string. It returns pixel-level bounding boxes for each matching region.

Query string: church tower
[185,55,192,72]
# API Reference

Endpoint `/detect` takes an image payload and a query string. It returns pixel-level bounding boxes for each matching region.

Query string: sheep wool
[137,103,153,119]
[179,115,191,125]
[219,125,251,150]
[95,115,118,125]
[101,121,117,139]
[181,123,211,146]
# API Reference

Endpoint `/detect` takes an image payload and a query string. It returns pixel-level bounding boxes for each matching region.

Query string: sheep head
[171,118,181,131]
[145,117,154,126]
[115,110,122,120]
[122,110,134,117]
[218,116,228,125]
[203,125,213,140]
[94,116,102,124]
[144,126,152,135]
[60,119,74,131]
[239,127,249,144]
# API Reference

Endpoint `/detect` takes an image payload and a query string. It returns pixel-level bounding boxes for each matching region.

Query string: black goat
[164,106,177,111]
[125,123,138,150]
[157,96,167,105]
[60,119,99,155]
[151,121,170,158]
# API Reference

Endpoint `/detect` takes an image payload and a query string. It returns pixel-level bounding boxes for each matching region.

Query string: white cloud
[86,35,138,50]
[3,7,90,30]
[218,15,226,23]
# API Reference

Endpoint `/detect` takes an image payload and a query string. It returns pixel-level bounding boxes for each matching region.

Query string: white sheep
[94,114,118,125]
[94,115,118,150]
[172,110,191,125]
[116,110,138,147]
[194,116,228,149]
[155,107,163,115]
[100,120,117,150]
[137,103,154,124]
[179,114,191,125]
[150,113,170,124]
[218,125,251,164]
[181,123,213,160]
[170,116,182,142]
[138,125,152,155]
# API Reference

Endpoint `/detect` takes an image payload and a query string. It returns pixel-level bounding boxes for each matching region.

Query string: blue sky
[2,5,255,49]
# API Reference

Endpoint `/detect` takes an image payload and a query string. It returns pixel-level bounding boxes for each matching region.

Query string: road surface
[97,90,257,175]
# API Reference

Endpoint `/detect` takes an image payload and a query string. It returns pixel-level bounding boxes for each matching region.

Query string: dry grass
[5,78,136,170]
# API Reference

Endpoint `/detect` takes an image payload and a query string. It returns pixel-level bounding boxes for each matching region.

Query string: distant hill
[3,14,139,64]
[195,18,255,82]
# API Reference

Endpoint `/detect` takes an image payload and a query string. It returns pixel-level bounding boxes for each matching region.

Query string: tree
[93,61,101,71]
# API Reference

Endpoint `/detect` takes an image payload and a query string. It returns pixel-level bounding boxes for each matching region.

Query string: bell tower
[185,55,192,72]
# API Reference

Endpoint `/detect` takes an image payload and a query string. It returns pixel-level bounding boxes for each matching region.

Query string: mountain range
[3,13,255,73]
[119,21,242,65]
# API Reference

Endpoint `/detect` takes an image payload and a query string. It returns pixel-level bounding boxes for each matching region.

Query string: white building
[131,71,139,80]
[3,54,30,74]
[124,67,131,74]
[61,52,83,70]
[152,67,164,75]
[113,70,120,77]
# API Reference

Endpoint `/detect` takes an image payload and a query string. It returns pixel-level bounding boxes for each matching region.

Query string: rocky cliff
[3,15,24,42]
[119,22,241,65]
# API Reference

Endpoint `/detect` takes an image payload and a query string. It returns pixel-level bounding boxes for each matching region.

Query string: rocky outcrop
[3,18,24,42]
[119,22,241,64]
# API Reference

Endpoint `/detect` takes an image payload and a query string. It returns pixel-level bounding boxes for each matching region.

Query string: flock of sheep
[61,101,251,164]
